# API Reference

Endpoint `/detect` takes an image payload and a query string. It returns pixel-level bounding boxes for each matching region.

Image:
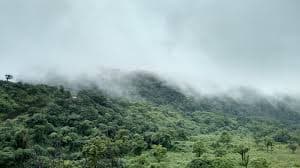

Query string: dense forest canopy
[0,72,299,168]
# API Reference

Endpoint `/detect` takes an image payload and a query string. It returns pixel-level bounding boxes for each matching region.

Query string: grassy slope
[126,134,300,168]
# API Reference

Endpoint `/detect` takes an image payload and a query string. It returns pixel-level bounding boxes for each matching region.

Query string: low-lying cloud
[1,0,300,94]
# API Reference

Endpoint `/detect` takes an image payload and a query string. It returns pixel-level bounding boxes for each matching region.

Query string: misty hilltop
[2,0,300,93]
[1,0,300,167]
[21,70,300,124]
[1,72,300,167]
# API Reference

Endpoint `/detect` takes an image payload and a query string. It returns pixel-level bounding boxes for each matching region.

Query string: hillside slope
[0,75,299,168]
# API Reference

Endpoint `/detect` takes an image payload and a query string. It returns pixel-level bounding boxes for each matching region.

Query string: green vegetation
[192,141,207,157]
[0,73,300,167]
[151,145,167,162]
[235,145,250,168]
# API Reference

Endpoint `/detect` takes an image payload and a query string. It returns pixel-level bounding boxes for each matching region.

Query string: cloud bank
[1,0,300,94]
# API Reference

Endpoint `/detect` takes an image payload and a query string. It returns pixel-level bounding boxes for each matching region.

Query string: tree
[152,145,167,162]
[214,148,227,157]
[14,128,29,149]
[131,134,146,155]
[134,154,148,166]
[264,138,273,152]
[186,158,214,168]
[78,120,93,136]
[82,137,122,168]
[49,132,63,149]
[218,132,232,145]
[192,141,207,157]
[0,150,15,167]
[287,143,298,153]
[212,157,235,168]
[151,132,172,149]
[14,149,34,167]
[254,136,262,146]
[5,74,13,81]
[250,158,269,168]
[235,145,250,168]
[273,130,291,143]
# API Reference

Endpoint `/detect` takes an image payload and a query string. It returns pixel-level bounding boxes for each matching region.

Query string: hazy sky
[1,0,300,93]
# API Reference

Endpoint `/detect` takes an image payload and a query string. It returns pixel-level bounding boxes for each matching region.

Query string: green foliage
[131,134,146,155]
[235,145,250,168]
[213,157,235,168]
[264,137,274,152]
[186,158,214,168]
[151,145,167,162]
[128,154,148,168]
[192,141,207,157]
[82,137,122,168]
[0,149,15,167]
[14,128,29,149]
[249,158,269,168]
[0,78,300,167]
[218,132,232,144]
[287,143,298,153]
[273,130,291,143]
[213,148,228,157]
[150,131,173,149]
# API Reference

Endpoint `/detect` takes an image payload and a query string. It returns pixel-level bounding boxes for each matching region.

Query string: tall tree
[5,74,13,81]
[235,145,250,168]
[192,141,207,157]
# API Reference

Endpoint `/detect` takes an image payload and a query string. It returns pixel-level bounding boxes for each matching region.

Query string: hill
[0,73,299,168]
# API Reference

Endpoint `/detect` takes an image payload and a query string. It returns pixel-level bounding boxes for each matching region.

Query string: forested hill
[128,72,300,125]
[0,73,300,168]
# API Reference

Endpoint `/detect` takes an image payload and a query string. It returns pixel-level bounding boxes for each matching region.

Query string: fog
[1,0,300,94]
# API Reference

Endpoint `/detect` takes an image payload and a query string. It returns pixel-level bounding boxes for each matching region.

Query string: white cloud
[1,0,300,94]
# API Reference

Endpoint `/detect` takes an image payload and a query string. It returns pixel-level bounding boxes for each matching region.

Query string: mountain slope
[127,72,300,124]
[0,75,299,168]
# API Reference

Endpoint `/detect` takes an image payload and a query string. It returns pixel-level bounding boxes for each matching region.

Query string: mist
[1,0,300,94]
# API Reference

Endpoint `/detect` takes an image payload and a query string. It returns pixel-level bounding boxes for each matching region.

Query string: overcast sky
[1,0,300,93]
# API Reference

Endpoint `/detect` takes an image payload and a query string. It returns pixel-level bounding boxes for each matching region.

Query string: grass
[125,134,300,168]
[251,144,300,168]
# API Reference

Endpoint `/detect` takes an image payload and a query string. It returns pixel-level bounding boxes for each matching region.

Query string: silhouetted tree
[264,138,273,152]
[235,145,250,168]
[5,74,13,81]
